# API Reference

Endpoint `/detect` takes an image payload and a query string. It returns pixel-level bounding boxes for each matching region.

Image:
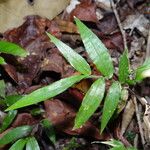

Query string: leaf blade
[101,81,121,133]
[0,110,17,133]
[0,41,28,57]
[118,49,130,83]
[0,56,6,65]
[26,137,40,150]
[0,125,32,147]
[0,80,6,98]
[135,58,150,82]
[41,119,56,144]
[75,18,114,78]
[6,75,86,111]
[74,77,105,129]
[9,139,27,150]
[46,32,91,75]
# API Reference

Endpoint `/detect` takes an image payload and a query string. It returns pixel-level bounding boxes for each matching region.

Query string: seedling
[2,18,150,134]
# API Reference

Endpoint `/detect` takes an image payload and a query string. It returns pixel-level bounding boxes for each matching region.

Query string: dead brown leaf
[12,113,38,127]
[44,99,110,140]
[70,1,98,23]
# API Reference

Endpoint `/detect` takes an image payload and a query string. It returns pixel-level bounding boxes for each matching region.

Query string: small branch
[133,96,145,147]
[146,29,150,60]
[110,0,127,50]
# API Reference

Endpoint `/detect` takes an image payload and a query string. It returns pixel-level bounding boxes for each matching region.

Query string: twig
[146,29,150,60]
[133,96,145,147]
[110,0,128,50]
[134,134,138,149]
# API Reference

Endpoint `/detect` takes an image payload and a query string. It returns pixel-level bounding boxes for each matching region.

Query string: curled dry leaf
[44,99,110,140]
[2,64,18,83]
[70,0,98,22]
[2,16,64,88]
[121,99,135,135]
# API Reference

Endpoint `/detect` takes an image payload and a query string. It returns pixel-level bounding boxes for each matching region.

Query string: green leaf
[101,139,125,148]
[101,139,136,150]
[41,119,56,144]
[0,56,6,65]
[101,81,121,133]
[0,125,33,147]
[30,108,45,116]
[0,110,17,133]
[5,95,23,107]
[74,77,105,129]
[119,49,130,83]
[63,137,80,150]
[0,41,28,57]
[26,137,40,150]
[46,32,91,75]
[6,75,86,111]
[75,18,114,78]
[135,58,150,82]
[9,139,27,150]
[0,80,6,98]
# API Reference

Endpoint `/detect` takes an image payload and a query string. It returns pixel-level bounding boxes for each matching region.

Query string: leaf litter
[0,0,149,149]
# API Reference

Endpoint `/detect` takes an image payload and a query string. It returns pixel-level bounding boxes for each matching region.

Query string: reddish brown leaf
[3,16,62,89]
[70,1,98,23]
[3,64,18,83]
[56,19,78,33]
[69,88,84,103]
[44,99,110,140]
[12,113,38,127]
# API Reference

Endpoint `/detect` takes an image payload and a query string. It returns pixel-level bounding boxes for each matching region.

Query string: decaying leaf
[141,97,150,143]
[3,16,62,88]
[0,0,70,32]
[56,19,78,33]
[70,0,98,22]
[12,113,38,127]
[122,14,149,37]
[44,99,110,140]
[121,99,135,135]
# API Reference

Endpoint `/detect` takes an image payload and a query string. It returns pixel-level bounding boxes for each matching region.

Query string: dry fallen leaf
[0,0,70,32]
[44,99,110,140]
[121,99,135,135]
[70,0,98,22]
[12,113,38,127]
[122,13,149,37]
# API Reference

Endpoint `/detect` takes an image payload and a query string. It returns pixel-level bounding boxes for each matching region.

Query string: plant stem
[87,75,101,79]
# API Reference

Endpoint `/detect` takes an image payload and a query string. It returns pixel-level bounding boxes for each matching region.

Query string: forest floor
[0,0,150,150]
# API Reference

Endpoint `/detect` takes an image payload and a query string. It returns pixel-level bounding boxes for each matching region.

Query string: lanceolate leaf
[135,58,150,82]
[0,110,17,133]
[74,77,105,129]
[119,49,130,83]
[0,56,6,65]
[101,81,121,133]
[41,119,56,144]
[75,18,114,78]
[26,137,40,150]
[0,126,33,147]
[0,41,28,57]
[47,32,91,75]
[5,95,23,107]
[9,139,27,150]
[6,75,86,111]
[0,80,6,98]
